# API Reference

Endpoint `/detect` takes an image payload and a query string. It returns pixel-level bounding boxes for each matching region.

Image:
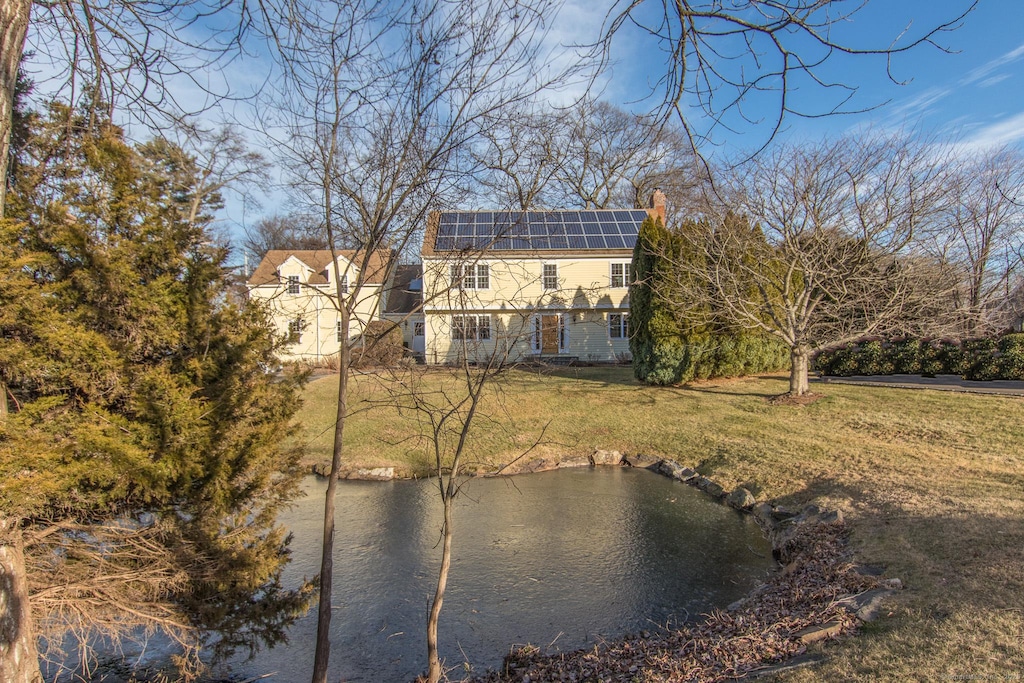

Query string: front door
[540,315,560,354]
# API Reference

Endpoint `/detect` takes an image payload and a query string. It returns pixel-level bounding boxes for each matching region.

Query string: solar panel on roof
[434,208,643,251]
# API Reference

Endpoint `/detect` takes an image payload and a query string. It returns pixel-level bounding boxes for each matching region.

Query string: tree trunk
[311,311,348,683]
[0,0,32,218]
[1,518,43,683]
[789,345,810,396]
[0,381,7,420]
[425,494,454,683]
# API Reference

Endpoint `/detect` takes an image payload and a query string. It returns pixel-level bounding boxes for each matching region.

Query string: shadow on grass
[516,364,642,388]
[760,474,1024,626]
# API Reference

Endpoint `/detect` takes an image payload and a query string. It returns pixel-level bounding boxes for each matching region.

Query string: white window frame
[337,320,344,342]
[451,314,491,341]
[542,263,558,290]
[339,273,349,294]
[450,263,490,290]
[610,262,632,288]
[287,275,301,294]
[609,312,629,339]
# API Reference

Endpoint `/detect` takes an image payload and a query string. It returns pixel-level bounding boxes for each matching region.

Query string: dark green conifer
[0,102,311,678]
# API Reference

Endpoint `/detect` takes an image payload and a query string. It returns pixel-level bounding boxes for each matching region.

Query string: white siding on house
[246,252,389,362]
[422,255,633,364]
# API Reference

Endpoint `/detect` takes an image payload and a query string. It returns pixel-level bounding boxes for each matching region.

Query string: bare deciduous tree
[926,146,1024,336]
[242,214,326,263]
[652,135,950,395]
[551,98,690,209]
[257,2,585,680]
[596,1,976,150]
[474,98,703,215]
[473,105,562,210]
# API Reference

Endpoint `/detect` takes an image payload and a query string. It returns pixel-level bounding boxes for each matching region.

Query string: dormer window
[287,275,300,294]
[340,274,349,294]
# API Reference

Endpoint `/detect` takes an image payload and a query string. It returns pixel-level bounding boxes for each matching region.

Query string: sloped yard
[295,367,1024,681]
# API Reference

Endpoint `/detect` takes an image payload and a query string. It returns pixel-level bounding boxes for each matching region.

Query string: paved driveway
[813,374,1024,397]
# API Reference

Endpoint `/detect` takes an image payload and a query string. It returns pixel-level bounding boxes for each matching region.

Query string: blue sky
[204,0,1022,239]
[584,0,1024,155]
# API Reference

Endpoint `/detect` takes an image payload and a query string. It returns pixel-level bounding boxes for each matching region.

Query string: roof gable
[247,249,392,286]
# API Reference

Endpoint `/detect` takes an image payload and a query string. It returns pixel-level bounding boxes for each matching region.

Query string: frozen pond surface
[213,467,773,682]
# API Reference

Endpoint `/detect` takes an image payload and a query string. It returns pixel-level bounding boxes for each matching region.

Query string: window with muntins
[288,318,303,343]
[610,262,632,288]
[609,313,629,339]
[451,315,491,341]
[337,321,344,342]
[450,264,489,289]
[340,274,349,294]
[542,263,558,290]
[287,275,300,294]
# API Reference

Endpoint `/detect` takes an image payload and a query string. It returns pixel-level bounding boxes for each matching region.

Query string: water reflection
[218,467,773,682]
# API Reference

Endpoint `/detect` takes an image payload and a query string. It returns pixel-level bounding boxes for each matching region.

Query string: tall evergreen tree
[631,215,688,384]
[631,215,788,385]
[0,102,311,681]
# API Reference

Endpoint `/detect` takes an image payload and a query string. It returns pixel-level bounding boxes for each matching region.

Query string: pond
[214,467,774,682]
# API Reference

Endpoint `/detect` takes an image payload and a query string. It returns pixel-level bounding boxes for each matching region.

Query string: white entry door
[413,321,426,355]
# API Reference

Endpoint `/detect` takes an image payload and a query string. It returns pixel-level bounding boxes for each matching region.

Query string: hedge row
[814,334,1024,381]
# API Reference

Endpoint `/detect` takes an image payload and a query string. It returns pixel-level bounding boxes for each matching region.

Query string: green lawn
[295,366,1024,681]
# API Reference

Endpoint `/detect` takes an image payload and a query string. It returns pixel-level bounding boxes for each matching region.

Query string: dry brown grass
[294,366,1024,681]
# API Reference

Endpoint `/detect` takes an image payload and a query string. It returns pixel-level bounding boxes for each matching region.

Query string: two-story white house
[420,192,666,364]
[246,249,395,361]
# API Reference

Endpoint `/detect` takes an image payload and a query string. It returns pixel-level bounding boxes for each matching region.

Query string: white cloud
[962,43,1024,86]
[978,74,1011,88]
[880,86,953,127]
[959,111,1024,151]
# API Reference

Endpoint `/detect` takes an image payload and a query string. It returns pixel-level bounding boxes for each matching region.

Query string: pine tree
[0,102,311,680]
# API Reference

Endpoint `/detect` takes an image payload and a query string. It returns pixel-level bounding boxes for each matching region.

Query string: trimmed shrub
[889,338,922,375]
[963,338,999,381]
[998,334,1024,380]
[856,340,893,376]
[815,335,1022,380]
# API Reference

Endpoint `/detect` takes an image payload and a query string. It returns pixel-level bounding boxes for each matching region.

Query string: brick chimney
[647,189,666,224]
